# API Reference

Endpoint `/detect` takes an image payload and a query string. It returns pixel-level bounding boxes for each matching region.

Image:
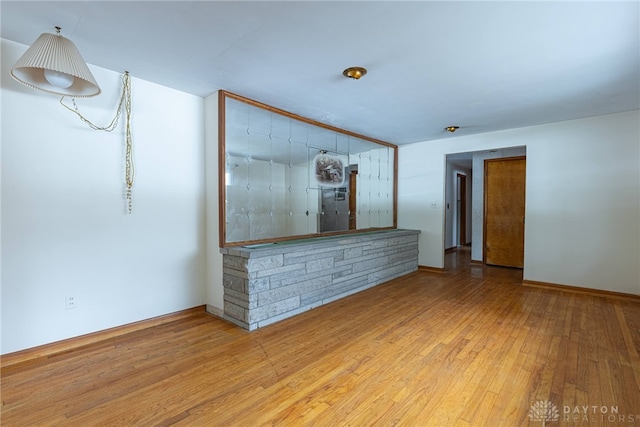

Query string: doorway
[445,146,526,264]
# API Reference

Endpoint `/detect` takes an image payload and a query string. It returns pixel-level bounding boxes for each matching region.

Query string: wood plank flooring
[2,248,639,426]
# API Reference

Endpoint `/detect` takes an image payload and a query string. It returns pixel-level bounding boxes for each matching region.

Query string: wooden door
[457,173,467,246]
[348,171,357,230]
[484,157,526,268]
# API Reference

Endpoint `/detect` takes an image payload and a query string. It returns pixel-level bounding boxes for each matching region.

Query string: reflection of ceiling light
[445,126,460,133]
[343,67,367,80]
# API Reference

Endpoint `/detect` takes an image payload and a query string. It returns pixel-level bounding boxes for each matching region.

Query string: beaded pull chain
[60,72,135,214]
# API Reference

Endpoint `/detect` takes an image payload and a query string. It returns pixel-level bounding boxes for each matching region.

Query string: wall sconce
[10,27,135,213]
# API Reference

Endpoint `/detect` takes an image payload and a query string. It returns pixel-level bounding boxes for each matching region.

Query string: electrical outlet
[65,296,77,310]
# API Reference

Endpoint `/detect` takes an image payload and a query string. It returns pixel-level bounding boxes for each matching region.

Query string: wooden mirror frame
[218,90,398,247]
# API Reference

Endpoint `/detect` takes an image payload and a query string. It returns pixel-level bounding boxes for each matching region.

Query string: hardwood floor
[2,249,639,426]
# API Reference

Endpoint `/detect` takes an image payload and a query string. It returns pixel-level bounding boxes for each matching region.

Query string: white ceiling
[1,1,638,145]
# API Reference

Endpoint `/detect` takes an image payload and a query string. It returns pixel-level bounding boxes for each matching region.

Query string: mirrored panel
[220,91,397,246]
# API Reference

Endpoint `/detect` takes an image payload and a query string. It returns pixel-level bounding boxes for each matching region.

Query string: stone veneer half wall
[219,229,420,330]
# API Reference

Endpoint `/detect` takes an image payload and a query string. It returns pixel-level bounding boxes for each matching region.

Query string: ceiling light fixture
[10,27,135,213]
[10,27,101,97]
[343,67,367,80]
[445,126,460,133]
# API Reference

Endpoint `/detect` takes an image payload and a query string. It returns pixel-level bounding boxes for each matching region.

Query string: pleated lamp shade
[10,31,101,97]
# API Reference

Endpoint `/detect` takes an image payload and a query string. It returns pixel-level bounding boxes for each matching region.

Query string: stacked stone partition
[220,229,420,330]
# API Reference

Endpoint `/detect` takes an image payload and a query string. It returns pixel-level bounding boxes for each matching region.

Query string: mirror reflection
[222,92,396,245]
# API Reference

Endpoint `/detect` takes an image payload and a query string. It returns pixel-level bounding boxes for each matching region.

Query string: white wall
[204,93,224,316]
[1,39,206,354]
[399,111,640,295]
